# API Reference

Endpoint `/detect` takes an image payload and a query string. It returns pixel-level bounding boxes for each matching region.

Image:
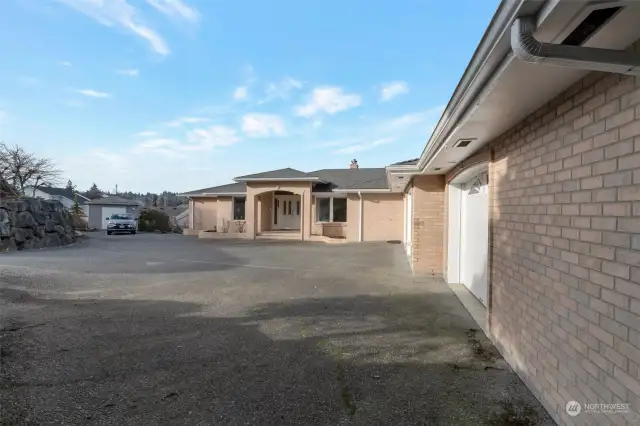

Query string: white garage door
[460,171,489,306]
[102,207,127,230]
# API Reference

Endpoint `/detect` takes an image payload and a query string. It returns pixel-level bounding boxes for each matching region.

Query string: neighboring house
[24,186,90,217]
[86,196,140,230]
[174,208,189,228]
[182,1,640,424]
[179,160,404,242]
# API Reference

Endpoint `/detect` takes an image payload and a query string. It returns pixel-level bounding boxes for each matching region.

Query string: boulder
[44,233,61,247]
[34,226,45,239]
[32,209,47,225]
[44,219,57,233]
[31,238,45,250]
[0,199,75,252]
[15,211,38,228]
[0,223,10,238]
[0,238,17,251]
[60,234,75,246]
[11,227,28,243]
[3,200,28,212]
[18,239,34,251]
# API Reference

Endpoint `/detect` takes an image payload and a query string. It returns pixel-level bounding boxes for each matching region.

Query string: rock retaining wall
[0,198,76,251]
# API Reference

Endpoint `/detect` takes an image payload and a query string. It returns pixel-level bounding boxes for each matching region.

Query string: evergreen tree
[71,194,83,216]
[85,183,102,200]
[65,179,75,192]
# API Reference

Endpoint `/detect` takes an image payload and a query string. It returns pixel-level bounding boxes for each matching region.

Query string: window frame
[314,196,347,223]
[232,196,246,220]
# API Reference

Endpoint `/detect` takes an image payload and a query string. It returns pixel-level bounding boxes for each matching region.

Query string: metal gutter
[415,0,537,172]
[233,177,322,182]
[512,15,640,74]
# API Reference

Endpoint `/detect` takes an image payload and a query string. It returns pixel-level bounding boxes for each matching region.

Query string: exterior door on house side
[460,171,489,306]
[404,191,412,258]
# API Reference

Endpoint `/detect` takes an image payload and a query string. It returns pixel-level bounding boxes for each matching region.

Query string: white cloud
[389,112,424,128]
[186,125,240,150]
[380,81,408,102]
[116,68,139,77]
[333,137,395,154]
[133,125,239,156]
[166,116,209,127]
[59,61,72,67]
[388,105,445,129]
[132,138,185,158]
[76,89,112,98]
[57,0,170,55]
[241,114,285,138]
[259,77,302,104]
[135,130,157,137]
[233,86,248,101]
[295,86,361,117]
[145,0,200,22]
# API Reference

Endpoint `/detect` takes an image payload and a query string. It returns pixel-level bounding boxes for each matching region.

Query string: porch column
[246,190,256,239]
[189,199,194,229]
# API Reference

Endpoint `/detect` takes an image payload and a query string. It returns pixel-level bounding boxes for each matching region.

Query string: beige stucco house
[181,160,405,242]
[182,1,640,424]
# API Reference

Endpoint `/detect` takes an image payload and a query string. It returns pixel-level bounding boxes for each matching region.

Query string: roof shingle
[234,168,312,181]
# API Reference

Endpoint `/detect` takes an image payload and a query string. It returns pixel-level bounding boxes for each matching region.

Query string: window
[315,197,347,223]
[288,201,292,215]
[296,201,300,215]
[233,197,246,220]
[333,198,347,222]
[274,199,278,224]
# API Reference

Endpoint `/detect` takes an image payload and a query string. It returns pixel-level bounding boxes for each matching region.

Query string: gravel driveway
[0,233,553,425]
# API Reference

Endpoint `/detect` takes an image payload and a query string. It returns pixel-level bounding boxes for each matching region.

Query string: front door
[274,195,300,230]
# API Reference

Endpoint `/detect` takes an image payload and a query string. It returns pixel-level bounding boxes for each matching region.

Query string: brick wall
[411,175,445,275]
[488,71,640,425]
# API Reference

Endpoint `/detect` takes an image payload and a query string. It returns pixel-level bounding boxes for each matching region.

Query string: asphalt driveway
[0,233,553,425]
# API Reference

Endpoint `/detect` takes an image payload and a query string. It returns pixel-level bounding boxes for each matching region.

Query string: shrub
[137,209,171,232]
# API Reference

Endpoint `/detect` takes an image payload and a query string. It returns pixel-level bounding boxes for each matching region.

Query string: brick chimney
[349,159,359,169]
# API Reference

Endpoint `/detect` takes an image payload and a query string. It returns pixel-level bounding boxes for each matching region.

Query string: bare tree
[0,142,61,196]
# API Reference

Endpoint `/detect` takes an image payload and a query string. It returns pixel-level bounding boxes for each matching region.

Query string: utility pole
[115,184,118,195]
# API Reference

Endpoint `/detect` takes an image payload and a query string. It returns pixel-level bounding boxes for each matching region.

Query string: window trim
[315,196,347,223]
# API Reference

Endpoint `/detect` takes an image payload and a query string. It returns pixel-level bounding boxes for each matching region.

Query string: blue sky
[0,0,497,193]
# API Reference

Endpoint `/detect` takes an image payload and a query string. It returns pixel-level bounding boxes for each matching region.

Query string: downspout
[358,191,363,242]
[511,16,640,75]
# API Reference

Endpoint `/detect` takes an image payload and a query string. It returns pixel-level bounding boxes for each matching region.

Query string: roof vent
[562,7,622,46]
[454,139,473,148]
[433,168,441,171]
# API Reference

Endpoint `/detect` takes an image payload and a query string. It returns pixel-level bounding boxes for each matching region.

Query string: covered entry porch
[246,181,314,241]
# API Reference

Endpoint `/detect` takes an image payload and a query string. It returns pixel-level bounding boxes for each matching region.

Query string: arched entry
[250,189,306,240]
